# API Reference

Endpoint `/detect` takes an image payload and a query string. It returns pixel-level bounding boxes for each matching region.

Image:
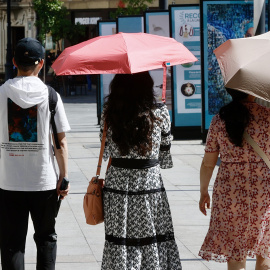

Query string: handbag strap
[96,122,107,177]
[243,131,270,169]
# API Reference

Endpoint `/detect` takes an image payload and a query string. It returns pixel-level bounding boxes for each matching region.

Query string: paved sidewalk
[22,90,257,270]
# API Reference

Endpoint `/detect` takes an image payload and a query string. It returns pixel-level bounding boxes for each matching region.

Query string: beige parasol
[214,31,270,102]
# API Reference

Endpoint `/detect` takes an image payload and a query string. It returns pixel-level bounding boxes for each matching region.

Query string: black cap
[14,38,45,66]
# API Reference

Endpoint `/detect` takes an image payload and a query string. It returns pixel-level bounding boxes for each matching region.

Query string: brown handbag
[83,123,110,225]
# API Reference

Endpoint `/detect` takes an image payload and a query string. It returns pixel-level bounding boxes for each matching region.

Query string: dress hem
[198,250,270,263]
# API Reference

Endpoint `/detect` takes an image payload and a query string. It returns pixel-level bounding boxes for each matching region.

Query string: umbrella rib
[121,33,132,73]
[226,48,270,84]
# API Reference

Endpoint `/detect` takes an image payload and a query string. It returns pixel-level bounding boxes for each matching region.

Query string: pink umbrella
[52,32,197,101]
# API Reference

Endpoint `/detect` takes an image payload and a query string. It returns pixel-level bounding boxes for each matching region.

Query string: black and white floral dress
[100,104,181,270]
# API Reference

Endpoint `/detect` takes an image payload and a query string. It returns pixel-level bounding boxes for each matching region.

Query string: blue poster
[202,0,254,130]
[170,5,201,127]
[117,16,144,33]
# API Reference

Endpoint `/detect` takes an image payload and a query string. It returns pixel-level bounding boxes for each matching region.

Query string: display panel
[97,21,116,121]
[144,10,172,117]
[117,16,144,33]
[170,5,201,128]
[201,0,254,132]
[98,21,117,36]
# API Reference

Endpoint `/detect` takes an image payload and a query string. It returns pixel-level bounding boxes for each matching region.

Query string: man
[0,38,70,270]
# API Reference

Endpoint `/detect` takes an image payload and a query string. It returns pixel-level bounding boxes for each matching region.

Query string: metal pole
[5,0,13,81]
[269,0,270,33]
[159,0,168,10]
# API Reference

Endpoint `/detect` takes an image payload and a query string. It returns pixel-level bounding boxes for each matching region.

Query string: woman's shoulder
[155,102,166,109]
[211,114,222,124]
[254,101,270,111]
[153,103,170,117]
[154,103,168,112]
[248,102,270,117]
[208,114,225,132]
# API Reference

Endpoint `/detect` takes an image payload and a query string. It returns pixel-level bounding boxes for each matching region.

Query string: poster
[170,5,201,127]
[98,21,116,110]
[100,74,115,107]
[98,21,117,36]
[145,11,170,37]
[201,0,254,131]
[144,11,172,115]
[117,16,144,33]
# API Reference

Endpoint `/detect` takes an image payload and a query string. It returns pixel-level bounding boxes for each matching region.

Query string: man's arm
[53,132,69,199]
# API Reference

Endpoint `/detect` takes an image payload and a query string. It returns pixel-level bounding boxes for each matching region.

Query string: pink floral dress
[199,102,270,262]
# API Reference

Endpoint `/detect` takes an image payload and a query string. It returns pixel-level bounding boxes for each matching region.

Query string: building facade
[0,0,36,79]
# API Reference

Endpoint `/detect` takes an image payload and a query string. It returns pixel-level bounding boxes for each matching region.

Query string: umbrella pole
[162,64,167,103]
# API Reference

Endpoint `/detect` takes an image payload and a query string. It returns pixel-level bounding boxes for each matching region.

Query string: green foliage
[32,0,85,47]
[65,23,85,46]
[111,0,154,18]
[32,0,64,42]
[51,20,85,46]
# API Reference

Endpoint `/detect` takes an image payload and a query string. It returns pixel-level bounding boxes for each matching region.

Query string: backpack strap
[48,86,60,149]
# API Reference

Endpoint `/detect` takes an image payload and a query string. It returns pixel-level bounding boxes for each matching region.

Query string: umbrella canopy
[214,31,270,101]
[52,32,197,75]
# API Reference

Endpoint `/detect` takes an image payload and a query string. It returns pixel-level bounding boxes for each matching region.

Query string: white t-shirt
[0,76,70,191]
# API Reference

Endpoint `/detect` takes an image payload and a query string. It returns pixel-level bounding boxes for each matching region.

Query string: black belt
[105,232,175,246]
[111,158,159,169]
[103,187,165,195]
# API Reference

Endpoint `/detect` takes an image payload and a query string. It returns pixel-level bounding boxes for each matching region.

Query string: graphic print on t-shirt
[8,98,37,142]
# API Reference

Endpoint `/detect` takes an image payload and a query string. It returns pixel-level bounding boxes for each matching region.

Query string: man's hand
[57,178,70,200]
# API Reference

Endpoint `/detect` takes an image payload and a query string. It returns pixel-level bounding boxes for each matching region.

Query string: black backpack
[48,86,60,149]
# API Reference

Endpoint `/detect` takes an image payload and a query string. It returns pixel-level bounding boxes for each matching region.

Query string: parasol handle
[162,63,167,103]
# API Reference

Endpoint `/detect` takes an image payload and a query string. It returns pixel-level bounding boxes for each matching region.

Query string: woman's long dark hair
[104,72,158,156]
[219,88,250,147]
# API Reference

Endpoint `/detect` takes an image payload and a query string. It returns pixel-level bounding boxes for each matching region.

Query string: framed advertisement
[117,15,144,33]
[98,20,117,36]
[144,10,172,118]
[201,0,254,140]
[97,21,116,123]
[170,4,201,139]
[145,10,170,37]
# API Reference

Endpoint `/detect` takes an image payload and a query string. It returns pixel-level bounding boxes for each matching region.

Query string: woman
[100,72,181,270]
[199,88,270,270]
